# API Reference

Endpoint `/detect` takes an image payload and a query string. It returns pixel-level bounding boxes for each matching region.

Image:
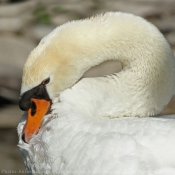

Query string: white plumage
[18,93,175,175]
[18,12,175,175]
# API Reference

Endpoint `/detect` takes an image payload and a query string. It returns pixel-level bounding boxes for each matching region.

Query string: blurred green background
[0,0,175,174]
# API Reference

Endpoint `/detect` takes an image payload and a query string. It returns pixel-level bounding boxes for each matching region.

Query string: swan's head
[20,26,85,105]
[19,22,88,142]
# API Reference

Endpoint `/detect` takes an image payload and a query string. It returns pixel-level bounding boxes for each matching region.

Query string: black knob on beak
[19,98,31,111]
[19,91,32,111]
[19,82,50,111]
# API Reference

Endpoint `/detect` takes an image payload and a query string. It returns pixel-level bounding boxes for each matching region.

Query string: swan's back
[19,101,175,175]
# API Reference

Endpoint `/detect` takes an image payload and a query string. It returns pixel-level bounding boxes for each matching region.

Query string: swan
[17,12,175,175]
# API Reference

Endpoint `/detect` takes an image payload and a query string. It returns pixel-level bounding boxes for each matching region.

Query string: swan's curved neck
[56,15,175,117]
[27,13,175,117]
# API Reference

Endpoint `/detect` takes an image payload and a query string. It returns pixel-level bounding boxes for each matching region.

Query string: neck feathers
[24,12,175,117]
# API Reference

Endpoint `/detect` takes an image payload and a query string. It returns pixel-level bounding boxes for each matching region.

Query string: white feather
[18,12,175,175]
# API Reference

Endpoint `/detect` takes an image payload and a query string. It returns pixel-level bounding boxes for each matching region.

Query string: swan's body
[18,12,175,174]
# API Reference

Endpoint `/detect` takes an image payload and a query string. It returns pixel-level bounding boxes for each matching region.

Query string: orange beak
[22,98,51,143]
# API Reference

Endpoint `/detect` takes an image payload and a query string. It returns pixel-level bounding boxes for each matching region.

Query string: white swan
[18,12,175,175]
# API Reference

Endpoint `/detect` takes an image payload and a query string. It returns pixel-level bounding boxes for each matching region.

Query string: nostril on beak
[22,133,27,143]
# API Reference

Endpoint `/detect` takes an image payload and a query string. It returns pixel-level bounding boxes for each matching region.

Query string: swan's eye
[42,77,50,85]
